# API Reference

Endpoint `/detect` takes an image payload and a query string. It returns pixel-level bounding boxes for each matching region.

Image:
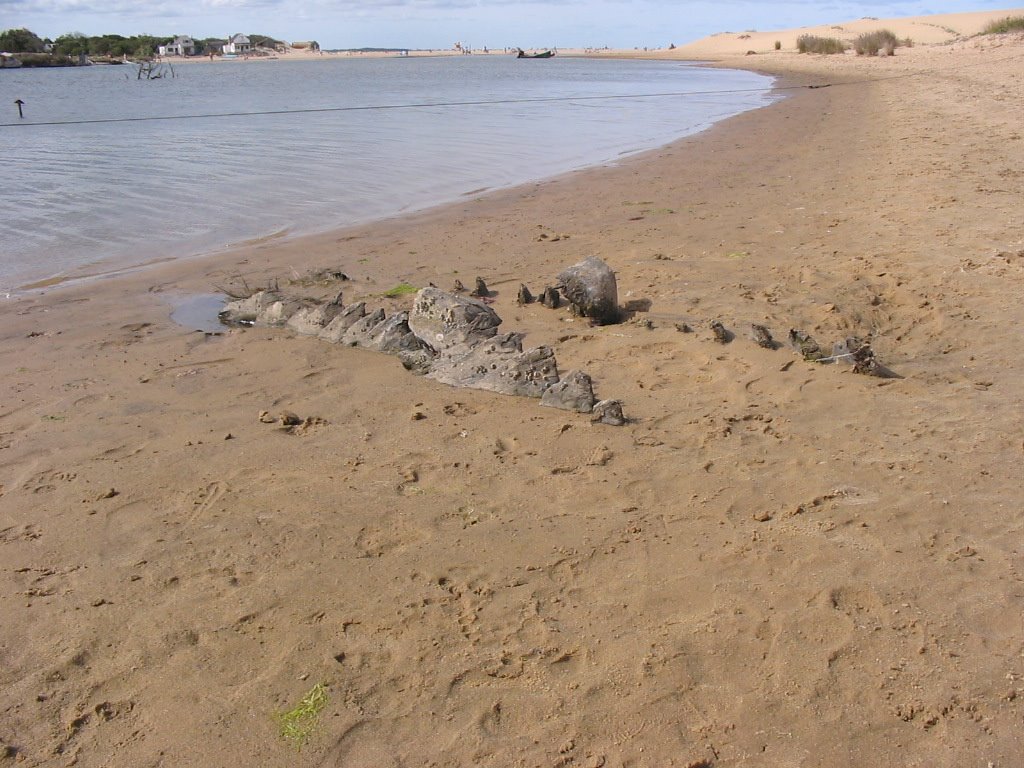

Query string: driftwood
[137,61,174,79]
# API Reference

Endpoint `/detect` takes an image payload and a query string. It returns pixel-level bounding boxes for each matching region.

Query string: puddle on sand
[169,294,226,333]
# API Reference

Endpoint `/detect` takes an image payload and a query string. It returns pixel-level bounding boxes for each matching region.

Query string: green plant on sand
[381,282,417,298]
[796,35,847,54]
[982,16,1024,34]
[276,682,328,750]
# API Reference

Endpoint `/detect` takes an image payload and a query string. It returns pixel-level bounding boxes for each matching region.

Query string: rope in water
[2,51,1020,129]
[0,85,802,129]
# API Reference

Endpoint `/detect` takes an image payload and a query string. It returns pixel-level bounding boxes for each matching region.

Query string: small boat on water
[516,48,555,59]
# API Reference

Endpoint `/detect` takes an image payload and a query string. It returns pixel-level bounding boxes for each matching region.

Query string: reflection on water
[168,293,226,333]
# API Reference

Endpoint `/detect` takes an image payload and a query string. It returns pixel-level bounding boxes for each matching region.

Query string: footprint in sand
[442,401,478,417]
[354,523,421,558]
[826,585,886,627]
[22,468,77,494]
[98,322,153,349]
[185,480,228,522]
[0,524,42,543]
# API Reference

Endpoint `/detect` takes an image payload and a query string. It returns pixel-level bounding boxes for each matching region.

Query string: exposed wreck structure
[219,281,627,425]
[217,253,895,431]
[556,255,621,325]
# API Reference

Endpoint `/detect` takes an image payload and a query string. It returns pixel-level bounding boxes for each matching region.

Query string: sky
[0,0,1016,50]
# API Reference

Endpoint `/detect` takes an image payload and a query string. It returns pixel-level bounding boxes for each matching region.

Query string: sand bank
[593,7,1024,57]
[161,46,531,64]
[1,13,1022,767]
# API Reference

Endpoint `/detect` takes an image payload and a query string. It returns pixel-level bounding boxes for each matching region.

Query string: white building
[224,34,252,55]
[158,35,195,57]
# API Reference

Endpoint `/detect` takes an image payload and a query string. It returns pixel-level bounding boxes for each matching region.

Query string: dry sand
[1,11,1023,767]
[601,7,1024,56]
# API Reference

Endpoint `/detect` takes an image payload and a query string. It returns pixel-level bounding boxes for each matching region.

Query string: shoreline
[1,15,1023,768]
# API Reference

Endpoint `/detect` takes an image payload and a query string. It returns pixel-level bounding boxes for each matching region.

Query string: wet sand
[1,16,1022,768]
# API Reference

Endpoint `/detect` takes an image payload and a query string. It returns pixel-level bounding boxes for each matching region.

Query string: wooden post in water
[14,99,25,119]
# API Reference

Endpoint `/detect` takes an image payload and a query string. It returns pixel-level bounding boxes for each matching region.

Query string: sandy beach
[1,9,1023,767]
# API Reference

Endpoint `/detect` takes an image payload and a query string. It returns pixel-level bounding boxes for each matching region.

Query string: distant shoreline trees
[53,33,174,59]
[1,27,285,60]
[0,27,47,53]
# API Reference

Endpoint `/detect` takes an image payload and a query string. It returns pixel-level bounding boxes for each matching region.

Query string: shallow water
[167,293,226,333]
[0,56,774,291]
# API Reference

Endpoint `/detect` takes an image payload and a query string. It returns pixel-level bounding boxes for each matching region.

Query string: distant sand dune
[587,7,1024,57]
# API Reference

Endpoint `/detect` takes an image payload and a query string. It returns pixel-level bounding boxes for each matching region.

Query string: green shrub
[982,16,1024,34]
[796,35,847,54]
[13,52,76,66]
[854,29,898,56]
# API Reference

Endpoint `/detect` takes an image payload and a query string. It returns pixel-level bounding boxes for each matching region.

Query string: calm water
[0,56,774,291]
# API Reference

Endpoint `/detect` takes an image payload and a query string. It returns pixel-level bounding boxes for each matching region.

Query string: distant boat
[516,49,555,59]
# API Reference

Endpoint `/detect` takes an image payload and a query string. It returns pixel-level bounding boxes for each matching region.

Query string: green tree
[53,32,89,57]
[126,35,170,59]
[0,27,45,53]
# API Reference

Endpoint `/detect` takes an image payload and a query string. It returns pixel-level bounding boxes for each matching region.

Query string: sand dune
[597,7,1024,57]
